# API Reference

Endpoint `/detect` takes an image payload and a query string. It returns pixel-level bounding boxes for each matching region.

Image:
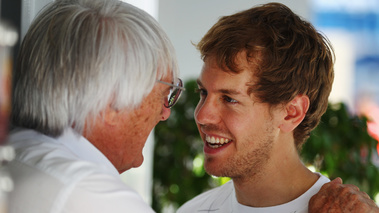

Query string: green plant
[152,79,379,212]
[301,102,379,198]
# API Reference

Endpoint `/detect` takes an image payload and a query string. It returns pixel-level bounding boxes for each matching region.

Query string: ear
[279,95,310,133]
[82,104,121,139]
[102,104,122,126]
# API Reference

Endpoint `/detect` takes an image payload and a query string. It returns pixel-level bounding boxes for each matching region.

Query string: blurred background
[1,0,378,212]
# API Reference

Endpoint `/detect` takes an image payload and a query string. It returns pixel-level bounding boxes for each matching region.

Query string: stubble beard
[204,129,275,182]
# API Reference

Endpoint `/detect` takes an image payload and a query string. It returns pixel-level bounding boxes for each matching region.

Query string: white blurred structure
[324,30,356,109]
[21,0,52,39]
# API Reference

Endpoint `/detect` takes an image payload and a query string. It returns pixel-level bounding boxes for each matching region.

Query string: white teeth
[220,138,225,144]
[205,135,230,145]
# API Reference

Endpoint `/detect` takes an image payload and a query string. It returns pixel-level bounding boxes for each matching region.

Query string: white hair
[12,0,178,136]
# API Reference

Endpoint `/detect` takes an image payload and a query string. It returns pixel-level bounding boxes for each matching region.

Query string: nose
[161,106,171,121]
[194,98,220,125]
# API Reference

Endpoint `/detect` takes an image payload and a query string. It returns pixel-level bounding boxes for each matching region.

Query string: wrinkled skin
[309,178,379,213]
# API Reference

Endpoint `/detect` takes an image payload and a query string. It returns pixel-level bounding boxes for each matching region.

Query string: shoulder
[7,129,152,212]
[64,174,154,212]
[9,162,154,212]
[178,181,234,213]
[8,129,101,181]
[313,173,331,192]
[8,128,118,181]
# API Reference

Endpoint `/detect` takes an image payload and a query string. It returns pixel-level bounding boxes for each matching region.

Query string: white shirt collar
[56,128,120,176]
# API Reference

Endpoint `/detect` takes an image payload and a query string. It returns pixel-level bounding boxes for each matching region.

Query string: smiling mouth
[205,135,232,148]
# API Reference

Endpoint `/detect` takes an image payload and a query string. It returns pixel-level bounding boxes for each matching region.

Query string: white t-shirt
[6,128,155,213]
[178,174,330,213]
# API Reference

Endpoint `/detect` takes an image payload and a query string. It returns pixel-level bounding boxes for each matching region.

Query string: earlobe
[280,95,310,132]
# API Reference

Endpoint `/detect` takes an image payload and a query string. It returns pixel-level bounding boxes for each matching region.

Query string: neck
[232,140,318,207]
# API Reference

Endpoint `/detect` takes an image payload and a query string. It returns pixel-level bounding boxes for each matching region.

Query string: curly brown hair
[197,3,335,150]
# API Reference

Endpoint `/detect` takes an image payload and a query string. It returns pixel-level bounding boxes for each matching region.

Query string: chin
[204,162,225,177]
[132,155,144,168]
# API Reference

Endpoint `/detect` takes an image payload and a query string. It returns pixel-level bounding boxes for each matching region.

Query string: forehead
[198,57,253,93]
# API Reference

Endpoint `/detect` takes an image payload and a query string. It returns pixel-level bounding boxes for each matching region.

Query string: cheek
[147,94,165,116]
[136,102,162,130]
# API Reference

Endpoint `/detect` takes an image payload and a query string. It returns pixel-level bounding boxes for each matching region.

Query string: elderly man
[7,0,184,212]
[178,3,378,213]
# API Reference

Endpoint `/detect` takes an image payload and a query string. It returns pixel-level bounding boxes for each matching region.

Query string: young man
[7,0,184,212]
[178,3,378,212]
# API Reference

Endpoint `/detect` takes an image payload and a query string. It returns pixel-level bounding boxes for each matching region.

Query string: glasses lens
[165,79,183,108]
[168,89,179,107]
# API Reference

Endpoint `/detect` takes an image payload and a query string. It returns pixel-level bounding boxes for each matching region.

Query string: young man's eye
[195,88,207,97]
[223,95,238,103]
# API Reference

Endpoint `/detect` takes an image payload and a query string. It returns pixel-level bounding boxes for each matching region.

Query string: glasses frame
[156,78,185,108]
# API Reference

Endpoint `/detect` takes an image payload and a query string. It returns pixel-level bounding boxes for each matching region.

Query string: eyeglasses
[156,78,185,108]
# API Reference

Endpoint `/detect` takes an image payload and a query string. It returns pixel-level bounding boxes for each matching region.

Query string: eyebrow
[196,78,242,95]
